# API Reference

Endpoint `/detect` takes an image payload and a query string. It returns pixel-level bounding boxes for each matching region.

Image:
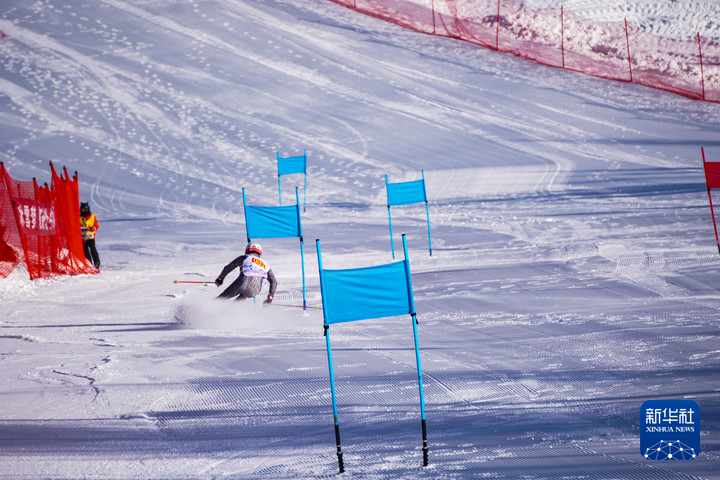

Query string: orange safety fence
[0,162,98,279]
[329,0,720,103]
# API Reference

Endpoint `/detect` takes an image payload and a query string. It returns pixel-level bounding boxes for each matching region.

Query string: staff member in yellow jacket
[80,202,101,269]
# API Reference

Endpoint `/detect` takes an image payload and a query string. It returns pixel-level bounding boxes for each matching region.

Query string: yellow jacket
[81,214,98,240]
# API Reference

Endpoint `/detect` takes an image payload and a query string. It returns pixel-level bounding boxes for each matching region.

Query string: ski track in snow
[1,0,720,478]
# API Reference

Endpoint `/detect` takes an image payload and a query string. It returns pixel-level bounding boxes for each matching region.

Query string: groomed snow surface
[1,0,719,478]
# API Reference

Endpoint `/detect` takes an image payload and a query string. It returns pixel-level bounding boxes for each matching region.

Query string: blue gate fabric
[387,179,426,206]
[277,153,306,176]
[316,235,426,469]
[245,204,301,239]
[321,260,412,324]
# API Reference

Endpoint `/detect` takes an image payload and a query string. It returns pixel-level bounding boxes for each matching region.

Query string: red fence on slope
[0,162,98,279]
[329,0,720,103]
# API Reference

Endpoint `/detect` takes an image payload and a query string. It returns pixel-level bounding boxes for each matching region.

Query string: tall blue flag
[243,188,307,308]
[385,171,432,258]
[277,150,307,211]
[316,234,428,472]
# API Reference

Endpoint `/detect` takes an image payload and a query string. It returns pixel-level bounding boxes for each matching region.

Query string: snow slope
[1,0,719,478]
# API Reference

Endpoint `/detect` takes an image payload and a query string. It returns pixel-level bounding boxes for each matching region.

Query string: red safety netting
[0,164,24,277]
[50,162,98,277]
[704,159,720,190]
[0,162,98,279]
[702,148,720,255]
[335,0,437,34]
[330,0,720,103]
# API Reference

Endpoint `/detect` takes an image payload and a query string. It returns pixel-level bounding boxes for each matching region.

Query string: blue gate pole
[316,239,345,473]
[386,175,395,259]
[296,188,307,309]
[325,325,344,473]
[242,188,250,243]
[300,239,307,309]
[402,234,428,466]
[242,189,255,302]
[303,149,308,212]
[424,201,432,257]
[277,152,283,206]
[388,206,395,259]
[422,170,432,257]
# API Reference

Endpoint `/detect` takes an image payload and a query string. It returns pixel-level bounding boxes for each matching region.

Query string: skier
[215,242,277,304]
[80,202,101,269]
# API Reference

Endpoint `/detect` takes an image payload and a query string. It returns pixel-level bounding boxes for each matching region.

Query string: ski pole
[173,280,214,284]
[272,303,322,310]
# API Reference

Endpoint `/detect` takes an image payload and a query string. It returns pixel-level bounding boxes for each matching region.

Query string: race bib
[241,256,269,277]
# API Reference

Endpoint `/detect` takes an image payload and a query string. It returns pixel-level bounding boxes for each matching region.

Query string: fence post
[431,0,436,35]
[495,0,500,50]
[561,6,565,69]
[698,33,706,100]
[625,19,633,82]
